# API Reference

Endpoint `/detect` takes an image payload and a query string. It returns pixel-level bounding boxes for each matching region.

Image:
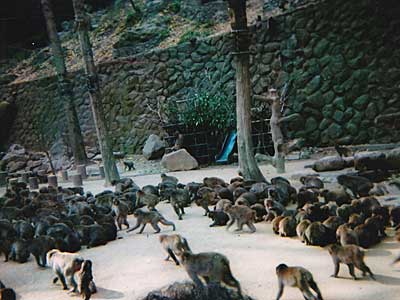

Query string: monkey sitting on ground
[278,216,297,237]
[326,244,375,280]
[272,216,286,235]
[336,224,359,246]
[159,234,191,265]
[136,190,159,210]
[127,209,175,234]
[111,199,129,230]
[223,203,256,233]
[180,251,242,297]
[161,173,179,185]
[0,280,16,300]
[123,161,135,171]
[77,260,97,300]
[337,175,373,198]
[250,203,267,222]
[9,239,30,263]
[275,263,323,300]
[47,249,84,292]
[203,177,227,188]
[296,219,311,243]
[208,210,230,227]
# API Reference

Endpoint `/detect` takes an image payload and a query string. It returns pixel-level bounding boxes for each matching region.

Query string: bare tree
[227,0,265,182]
[41,0,88,166]
[72,0,120,185]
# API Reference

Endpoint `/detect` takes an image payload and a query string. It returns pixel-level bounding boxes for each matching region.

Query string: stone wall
[1,0,400,153]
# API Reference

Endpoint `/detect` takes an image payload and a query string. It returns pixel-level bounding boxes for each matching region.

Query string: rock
[143,134,166,160]
[309,156,353,172]
[161,149,198,171]
[8,161,26,173]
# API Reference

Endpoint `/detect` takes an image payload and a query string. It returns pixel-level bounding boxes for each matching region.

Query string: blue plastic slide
[216,131,237,164]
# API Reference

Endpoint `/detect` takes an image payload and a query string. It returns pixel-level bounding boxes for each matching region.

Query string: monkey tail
[46,249,59,267]
[182,237,191,253]
[160,217,176,229]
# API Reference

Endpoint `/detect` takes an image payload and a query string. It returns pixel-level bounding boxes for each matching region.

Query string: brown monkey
[111,199,129,230]
[77,260,97,300]
[275,263,323,300]
[322,216,344,232]
[47,249,84,292]
[196,187,217,215]
[272,216,286,235]
[223,203,256,233]
[136,190,159,210]
[337,175,373,198]
[250,203,267,222]
[326,244,375,280]
[159,234,191,265]
[127,209,175,234]
[278,216,297,237]
[169,189,190,220]
[203,177,227,188]
[336,224,359,246]
[180,251,242,297]
[348,213,363,229]
[0,281,16,300]
[296,219,311,242]
[214,199,232,211]
[161,173,179,185]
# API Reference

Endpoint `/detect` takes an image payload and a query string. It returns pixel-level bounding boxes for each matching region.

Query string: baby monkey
[159,234,191,265]
[275,264,323,300]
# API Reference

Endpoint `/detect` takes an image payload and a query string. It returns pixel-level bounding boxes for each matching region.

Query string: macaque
[224,203,256,233]
[127,209,175,234]
[159,234,191,265]
[111,199,129,230]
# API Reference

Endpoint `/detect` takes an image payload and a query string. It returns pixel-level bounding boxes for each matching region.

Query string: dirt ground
[1,160,400,300]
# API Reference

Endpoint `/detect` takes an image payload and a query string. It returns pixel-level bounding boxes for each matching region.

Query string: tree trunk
[227,0,265,182]
[41,0,88,166]
[72,0,120,185]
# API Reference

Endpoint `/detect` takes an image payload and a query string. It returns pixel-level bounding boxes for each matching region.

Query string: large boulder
[161,149,198,171]
[143,134,166,160]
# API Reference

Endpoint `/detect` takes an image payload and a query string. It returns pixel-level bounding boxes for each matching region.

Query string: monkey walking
[77,260,97,300]
[111,199,130,230]
[224,203,257,233]
[47,249,84,292]
[180,251,242,297]
[123,161,135,171]
[326,244,375,280]
[159,234,191,265]
[275,264,323,300]
[126,209,176,234]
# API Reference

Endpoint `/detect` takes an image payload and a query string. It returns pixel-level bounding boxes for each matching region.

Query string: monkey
[203,177,227,188]
[77,259,97,300]
[184,182,202,201]
[9,239,30,263]
[29,235,56,267]
[123,160,135,171]
[142,184,159,197]
[0,281,16,300]
[296,188,319,209]
[249,182,270,199]
[75,224,107,248]
[0,238,12,262]
[347,213,363,229]
[13,220,34,240]
[127,209,175,234]
[278,216,297,237]
[334,142,352,157]
[265,198,286,216]
[275,263,323,300]
[250,203,267,222]
[80,215,95,225]
[322,216,344,232]
[337,175,373,198]
[233,187,247,200]
[234,197,249,206]
[326,244,375,280]
[336,204,355,222]
[236,192,257,206]
[336,224,359,246]
[215,186,234,202]
[300,176,324,190]
[135,190,159,210]
[159,234,191,265]
[223,203,256,233]
[196,187,217,216]
[214,199,233,211]
[179,251,242,297]
[111,199,129,230]
[321,187,351,206]
[172,131,184,151]
[47,249,84,292]
[161,173,179,185]
[390,206,400,227]
[304,222,336,247]
[272,216,286,235]
[169,188,190,220]
[296,219,311,242]
[353,223,380,248]
[208,210,230,227]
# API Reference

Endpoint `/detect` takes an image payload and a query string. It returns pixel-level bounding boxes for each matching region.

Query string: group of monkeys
[0,168,400,300]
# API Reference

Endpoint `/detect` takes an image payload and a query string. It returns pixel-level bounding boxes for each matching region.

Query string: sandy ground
[1,161,400,300]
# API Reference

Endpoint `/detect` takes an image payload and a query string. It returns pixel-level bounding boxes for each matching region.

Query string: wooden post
[0,171,7,186]
[72,0,120,185]
[72,174,83,187]
[77,164,87,179]
[29,177,39,189]
[48,175,58,187]
[99,165,105,179]
[61,170,69,181]
[227,0,265,182]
